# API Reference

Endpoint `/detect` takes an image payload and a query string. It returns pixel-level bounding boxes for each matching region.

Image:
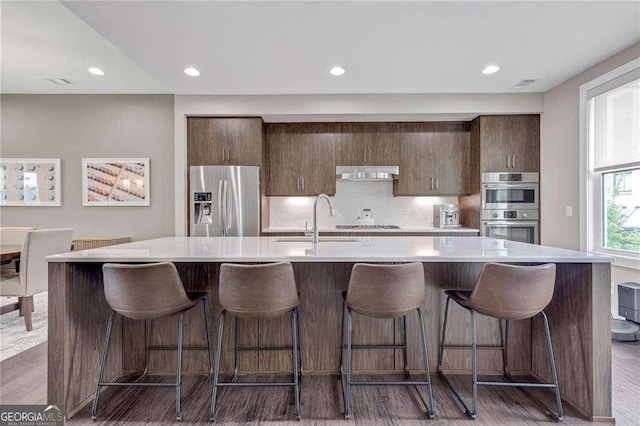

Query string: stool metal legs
[291,308,301,419]
[92,298,213,421]
[339,304,436,419]
[92,311,115,420]
[402,315,410,378]
[203,298,213,375]
[210,308,303,422]
[176,312,184,420]
[542,311,564,421]
[417,307,436,419]
[210,309,225,422]
[438,296,564,421]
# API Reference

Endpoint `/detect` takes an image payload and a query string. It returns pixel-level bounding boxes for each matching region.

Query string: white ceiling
[0,1,168,94]
[2,1,640,95]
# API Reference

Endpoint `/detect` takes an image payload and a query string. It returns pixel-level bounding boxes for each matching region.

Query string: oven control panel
[481,209,539,221]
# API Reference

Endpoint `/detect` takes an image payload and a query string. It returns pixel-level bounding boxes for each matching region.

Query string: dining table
[0,244,22,263]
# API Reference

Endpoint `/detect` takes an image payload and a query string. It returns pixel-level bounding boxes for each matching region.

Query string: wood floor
[0,340,47,405]
[1,341,639,425]
[612,341,640,425]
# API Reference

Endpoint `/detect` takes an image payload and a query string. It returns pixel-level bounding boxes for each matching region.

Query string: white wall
[541,42,640,282]
[268,181,457,229]
[175,92,544,235]
[0,94,175,241]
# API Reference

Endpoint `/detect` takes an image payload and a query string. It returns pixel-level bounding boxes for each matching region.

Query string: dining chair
[0,228,73,331]
[0,227,34,274]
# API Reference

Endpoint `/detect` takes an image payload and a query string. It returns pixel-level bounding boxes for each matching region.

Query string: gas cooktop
[335,225,401,230]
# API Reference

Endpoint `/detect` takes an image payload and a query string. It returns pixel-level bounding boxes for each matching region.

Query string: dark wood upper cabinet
[394,122,470,196]
[335,123,399,166]
[187,117,263,166]
[479,115,540,172]
[266,123,336,196]
[459,115,540,229]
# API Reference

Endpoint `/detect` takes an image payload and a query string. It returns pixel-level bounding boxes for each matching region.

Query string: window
[584,62,640,264]
[602,169,640,252]
[613,170,633,194]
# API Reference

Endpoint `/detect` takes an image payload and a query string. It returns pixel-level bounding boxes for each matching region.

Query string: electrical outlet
[565,206,573,217]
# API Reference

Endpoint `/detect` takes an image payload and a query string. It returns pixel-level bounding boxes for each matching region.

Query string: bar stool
[92,262,213,421]
[437,262,563,421]
[339,262,435,419]
[210,262,302,422]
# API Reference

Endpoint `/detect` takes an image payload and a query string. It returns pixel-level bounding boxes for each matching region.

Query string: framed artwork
[82,158,150,206]
[0,158,61,206]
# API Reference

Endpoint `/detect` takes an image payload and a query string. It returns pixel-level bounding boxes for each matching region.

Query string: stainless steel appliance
[336,166,399,181]
[481,210,539,244]
[481,172,539,210]
[190,166,260,237]
[481,172,539,244]
[433,204,460,228]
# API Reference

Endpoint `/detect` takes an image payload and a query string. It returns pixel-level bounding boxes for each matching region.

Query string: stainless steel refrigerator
[189,166,260,237]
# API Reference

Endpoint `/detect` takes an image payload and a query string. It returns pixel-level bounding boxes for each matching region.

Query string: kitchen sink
[275,237,360,243]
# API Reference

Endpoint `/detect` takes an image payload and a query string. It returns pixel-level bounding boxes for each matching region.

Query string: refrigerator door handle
[218,180,225,236]
[224,179,232,231]
[222,180,229,236]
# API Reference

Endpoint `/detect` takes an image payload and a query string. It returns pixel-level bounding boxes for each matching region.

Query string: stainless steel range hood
[336,166,399,181]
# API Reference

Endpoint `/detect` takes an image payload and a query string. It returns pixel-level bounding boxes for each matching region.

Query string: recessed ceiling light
[184,67,200,77]
[88,67,104,76]
[329,66,345,76]
[482,65,500,75]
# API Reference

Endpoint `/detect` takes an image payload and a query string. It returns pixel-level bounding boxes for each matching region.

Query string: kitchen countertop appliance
[190,166,260,237]
[433,204,460,228]
[481,172,539,244]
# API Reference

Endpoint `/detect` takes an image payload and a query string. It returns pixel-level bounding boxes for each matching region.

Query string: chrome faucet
[312,193,335,244]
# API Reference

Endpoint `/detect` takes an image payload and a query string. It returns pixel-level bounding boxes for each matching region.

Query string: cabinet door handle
[296,178,300,191]
[368,149,371,163]
[429,178,433,190]
[506,155,510,168]
[511,155,515,169]
[301,178,305,191]
[435,177,439,191]
[364,149,367,163]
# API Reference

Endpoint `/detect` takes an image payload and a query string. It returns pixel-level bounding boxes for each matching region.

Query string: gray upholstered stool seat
[438,262,563,421]
[339,262,435,419]
[210,262,302,422]
[92,262,213,421]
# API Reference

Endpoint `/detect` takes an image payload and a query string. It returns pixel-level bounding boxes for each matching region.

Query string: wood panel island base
[46,237,613,422]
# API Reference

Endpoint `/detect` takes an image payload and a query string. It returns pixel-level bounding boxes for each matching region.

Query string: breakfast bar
[46,236,613,422]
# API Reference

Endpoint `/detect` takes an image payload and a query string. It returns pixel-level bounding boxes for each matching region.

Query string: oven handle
[483,183,539,190]
[482,220,539,226]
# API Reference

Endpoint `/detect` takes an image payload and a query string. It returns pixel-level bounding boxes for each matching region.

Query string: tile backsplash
[268,181,458,228]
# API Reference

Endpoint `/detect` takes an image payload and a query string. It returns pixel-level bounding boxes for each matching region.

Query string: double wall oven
[481,172,539,244]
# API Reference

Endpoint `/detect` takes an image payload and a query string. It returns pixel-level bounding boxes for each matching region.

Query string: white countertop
[46,236,613,264]
[261,226,479,234]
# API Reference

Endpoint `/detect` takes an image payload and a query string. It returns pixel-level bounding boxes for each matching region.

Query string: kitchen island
[46,236,613,421]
